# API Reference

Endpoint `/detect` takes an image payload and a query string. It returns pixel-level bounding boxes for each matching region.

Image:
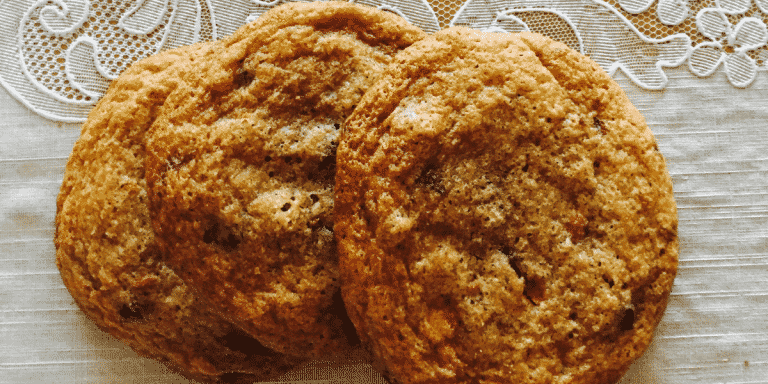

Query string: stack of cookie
[54,2,678,383]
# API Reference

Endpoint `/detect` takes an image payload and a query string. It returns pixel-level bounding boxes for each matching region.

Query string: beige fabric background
[1,2,767,383]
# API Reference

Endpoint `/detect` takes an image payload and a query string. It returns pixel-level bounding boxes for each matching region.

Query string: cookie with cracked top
[144,1,426,358]
[335,27,678,384]
[55,43,305,383]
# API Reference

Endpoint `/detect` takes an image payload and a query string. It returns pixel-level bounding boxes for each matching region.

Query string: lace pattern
[0,0,766,122]
[451,0,692,90]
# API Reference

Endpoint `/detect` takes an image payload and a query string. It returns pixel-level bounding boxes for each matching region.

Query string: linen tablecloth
[1,0,766,383]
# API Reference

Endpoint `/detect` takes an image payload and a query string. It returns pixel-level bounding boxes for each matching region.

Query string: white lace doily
[1,0,766,122]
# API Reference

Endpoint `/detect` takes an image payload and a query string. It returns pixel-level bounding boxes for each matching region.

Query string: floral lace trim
[0,0,439,122]
[451,0,768,89]
[609,0,768,87]
[0,0,764,123]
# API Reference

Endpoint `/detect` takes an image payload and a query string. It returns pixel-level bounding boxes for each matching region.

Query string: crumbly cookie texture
[144,1,426,358]
[55,43,304,383]
[336,27,678,384]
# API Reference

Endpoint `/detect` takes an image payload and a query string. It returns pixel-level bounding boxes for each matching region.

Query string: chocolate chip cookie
[144,1,426,358]
[335,27,678,384]
[55,43,303,383]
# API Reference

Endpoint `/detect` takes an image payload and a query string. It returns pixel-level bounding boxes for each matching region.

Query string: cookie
[335,28,679,384]
[54,43,304,383]
[143,1,426,358]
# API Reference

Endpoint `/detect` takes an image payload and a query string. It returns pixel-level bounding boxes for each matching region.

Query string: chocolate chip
[118,303,144,321]
[593,117,605,133]
[118,299,155,322]
[618,307,635,332]
[203,217,242,251]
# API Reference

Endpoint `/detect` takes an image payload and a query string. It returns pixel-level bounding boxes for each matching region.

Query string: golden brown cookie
[143,1,426,358]
[55,43,304,383]
[335,28,679,384]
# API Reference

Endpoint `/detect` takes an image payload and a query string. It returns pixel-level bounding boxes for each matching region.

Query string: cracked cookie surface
[335,27,678,384]
[55,43,304,383]
[144,1,426,358]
